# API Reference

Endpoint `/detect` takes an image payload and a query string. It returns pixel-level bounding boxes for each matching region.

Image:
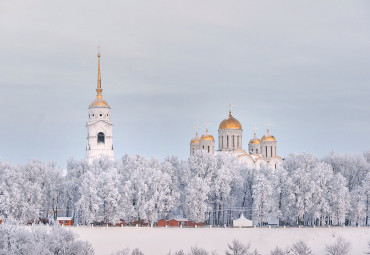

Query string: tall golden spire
[96,46,103,99]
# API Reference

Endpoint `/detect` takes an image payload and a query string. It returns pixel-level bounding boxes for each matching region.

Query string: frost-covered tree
[252,172,272,226]
[76,171,101,224]
[328,173,349,225]
[0,223,94,255]
[97,169,121,224]
[184,176,211,223]
[323,152,369,192]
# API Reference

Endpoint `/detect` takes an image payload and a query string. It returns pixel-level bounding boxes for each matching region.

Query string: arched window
[208,146,210,153]
[227,136,229,147]
[97,132,105,144]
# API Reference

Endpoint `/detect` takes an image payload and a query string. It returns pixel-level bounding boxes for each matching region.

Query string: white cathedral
[86,51,114,163]
[190,109,284,170]
[84,51,283,168]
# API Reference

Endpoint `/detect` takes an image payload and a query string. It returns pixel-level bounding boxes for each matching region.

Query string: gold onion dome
[261,129,276,142]
[90,98,109,107]
[219,111,242,130]
[200,129,215,141]
[249,137,261,144]
[191,132,200,144]
[249,128,261,144]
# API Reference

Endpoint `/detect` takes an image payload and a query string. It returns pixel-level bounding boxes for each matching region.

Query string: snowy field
[70,226,370,255]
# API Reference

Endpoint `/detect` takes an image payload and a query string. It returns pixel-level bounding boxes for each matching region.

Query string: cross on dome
[205,121,210,133]
[193,125,199,136]
[252,124,259,136]
[228,99,235,116]
[264,121,272,135]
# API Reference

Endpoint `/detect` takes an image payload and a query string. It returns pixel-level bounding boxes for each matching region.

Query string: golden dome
[261,135,276,142]
[261,129,276,142]
[219,111,242,130]
[190,132,200,144]
[90,98,109,107]
[200,129,215,141]
[249,130,260,144]
[200,134,215,141]
[249,138,261,144]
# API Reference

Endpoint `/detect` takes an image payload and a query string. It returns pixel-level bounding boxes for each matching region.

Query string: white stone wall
[261,140,277,159]
[199,140,215,154]
[190,143,200,156]
[218,129,242,151]
[248,143,261,155]
[86,105,114,163]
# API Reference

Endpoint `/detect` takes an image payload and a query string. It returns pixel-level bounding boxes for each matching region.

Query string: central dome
[219,111,242,130]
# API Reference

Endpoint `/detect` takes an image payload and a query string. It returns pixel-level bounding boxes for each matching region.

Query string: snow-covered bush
[326,236,351,255]
[289,241,312,255]
[270,247,286,255]
[0,223,94,255]
[225,239,252,255]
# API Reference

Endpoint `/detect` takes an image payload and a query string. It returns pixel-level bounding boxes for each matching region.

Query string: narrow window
[271,146,273,157]
[208,146,210,153]
[256,148,258,154]
[97,132,105,144]
[275,164,277,169]
[227,136,229,147]
[265,147,267,157]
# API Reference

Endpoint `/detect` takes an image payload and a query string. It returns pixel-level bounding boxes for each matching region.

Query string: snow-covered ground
[70,226,370,255]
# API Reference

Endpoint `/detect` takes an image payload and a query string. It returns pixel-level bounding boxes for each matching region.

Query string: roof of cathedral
[190,132,200,144]
[249,130,261,144]
[249,137,261,144]
[200,129,215,141]
[219,110,242,130]
[261,129,276,142]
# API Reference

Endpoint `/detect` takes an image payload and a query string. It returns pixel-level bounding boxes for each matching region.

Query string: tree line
[0,151,369,226]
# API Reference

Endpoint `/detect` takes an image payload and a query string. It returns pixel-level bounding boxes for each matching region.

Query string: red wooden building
[57,217,73,226]
[157,219,167,227]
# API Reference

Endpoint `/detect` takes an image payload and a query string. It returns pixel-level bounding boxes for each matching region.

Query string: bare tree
[326,237,351,255]
[270,247,286,255]
[131,248,144,255]
[225,239,251,255]
[289,241,313,255]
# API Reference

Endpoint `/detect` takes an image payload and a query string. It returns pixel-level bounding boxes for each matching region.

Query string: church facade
[86,52,114,163]
[190,109,283,170]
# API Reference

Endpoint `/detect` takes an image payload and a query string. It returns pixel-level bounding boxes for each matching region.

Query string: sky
[0,0,369,168]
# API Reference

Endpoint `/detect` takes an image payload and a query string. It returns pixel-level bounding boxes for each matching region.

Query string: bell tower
[86,49,114,163]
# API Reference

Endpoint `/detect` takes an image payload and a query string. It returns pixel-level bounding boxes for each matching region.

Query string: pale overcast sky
[0,0,369,167]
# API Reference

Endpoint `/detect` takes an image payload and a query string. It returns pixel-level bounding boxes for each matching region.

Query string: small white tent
[233,214,253,228]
